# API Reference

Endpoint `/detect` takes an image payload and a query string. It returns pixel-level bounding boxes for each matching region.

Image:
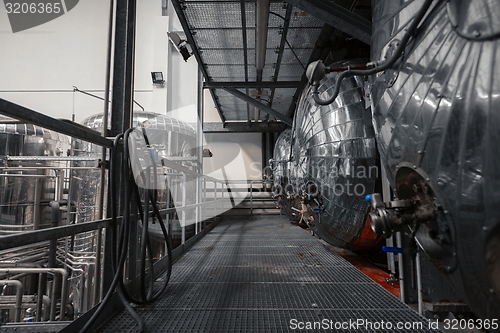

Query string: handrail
[0,173,229,251]
[0,98,112,148]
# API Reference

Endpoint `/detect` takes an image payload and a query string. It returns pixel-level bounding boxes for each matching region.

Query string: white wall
[0,0,109,122]
[0,0,173,123]
[0,0,262,182]
[203,133,262,181]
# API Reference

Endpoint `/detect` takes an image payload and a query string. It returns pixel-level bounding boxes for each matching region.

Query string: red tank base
[334,248,400,298]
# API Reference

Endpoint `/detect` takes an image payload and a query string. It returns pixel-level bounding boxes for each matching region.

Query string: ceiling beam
[284,0,371,44]
[203,122,287,133]
[269,4,294,112]
[204,81,301,89]
[170,0,226,123]
[222,87,293,126]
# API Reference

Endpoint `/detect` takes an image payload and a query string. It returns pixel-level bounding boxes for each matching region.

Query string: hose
[309,0,434,106]
[80,127,173,333]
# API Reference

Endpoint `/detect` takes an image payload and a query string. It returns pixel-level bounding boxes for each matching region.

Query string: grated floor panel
[97,216,440,333]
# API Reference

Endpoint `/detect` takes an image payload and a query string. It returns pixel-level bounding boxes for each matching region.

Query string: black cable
[81,127,174,332]
[117,128,173,305]
[310,0,434,105]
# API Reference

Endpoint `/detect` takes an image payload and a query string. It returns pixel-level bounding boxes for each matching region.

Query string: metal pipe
[3,156,98,162]
[99,0,113,295]
[36,273,44,321]
[0,280,23,322]
[416,250,423,316]
[396,231,405,302]
[255,0,269,74]
[0,268,68,321]
[308,0,434,106]
[48,201,60,269]
[0,294,51,321]
[0,218,112,251]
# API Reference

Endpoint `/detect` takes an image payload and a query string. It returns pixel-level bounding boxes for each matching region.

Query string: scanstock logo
[3,0,79,33]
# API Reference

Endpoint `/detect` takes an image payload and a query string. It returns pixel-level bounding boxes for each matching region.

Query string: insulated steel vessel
[290,61,380,250]
[369,0,500,322]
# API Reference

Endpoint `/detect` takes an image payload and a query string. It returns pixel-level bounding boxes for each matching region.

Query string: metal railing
[0,98,231,331]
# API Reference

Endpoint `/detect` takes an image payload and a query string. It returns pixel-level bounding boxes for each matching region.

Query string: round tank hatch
[447,0,500,40]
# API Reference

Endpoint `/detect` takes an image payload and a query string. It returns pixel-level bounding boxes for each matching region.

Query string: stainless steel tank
[270,129,302,223]
[292,61,380,250]
[0,116,70,235]
[80,112,198,246]
[370,0,500,321]
[0,115,72,322]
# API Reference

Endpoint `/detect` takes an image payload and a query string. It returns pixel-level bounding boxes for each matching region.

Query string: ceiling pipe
[255,0,270,122]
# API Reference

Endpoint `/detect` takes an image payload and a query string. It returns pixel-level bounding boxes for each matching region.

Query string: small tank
[270,129,302,224]
[0,116,71,235]
[79,112,198,247]
[290,60,381,250]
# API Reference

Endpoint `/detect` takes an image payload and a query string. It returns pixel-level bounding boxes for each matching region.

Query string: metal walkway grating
[98,216,440,332]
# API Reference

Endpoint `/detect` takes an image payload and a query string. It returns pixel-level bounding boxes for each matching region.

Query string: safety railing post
[181,173,187,245]
[213,180,217,219]
[250,181,253,215]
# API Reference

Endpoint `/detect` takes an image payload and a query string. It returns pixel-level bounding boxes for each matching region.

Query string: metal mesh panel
[288,10,326,28]
[180,0,323,122]
[286,28,323,48]
[202,49,247,65]
[98,217,437,333]
[184,2,242,28]
[277,64,306,81]
[206,65,254,79]
[271,88,299,110]
[195,29,245,50]
[279,48,311,65]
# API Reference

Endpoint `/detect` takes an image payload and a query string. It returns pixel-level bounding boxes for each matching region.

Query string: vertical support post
[195,176,199,235]
[196,68,204,235]
[396,231,405,302]
[416,250,423,315]
[203,177,207,228]
[33,179,41,230]
[250,181,253,215]
[382,166,397,274]
[221,180,225,212]
[213,181,217,219]
[181,173,186,245]
[103,0,137,295]
[95,0,115,306]
[166,174,171,236]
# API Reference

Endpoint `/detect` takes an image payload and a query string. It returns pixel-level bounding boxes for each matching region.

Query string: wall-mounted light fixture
[151,72,165,85]
[167,32,192,62]
[202,148,213,158]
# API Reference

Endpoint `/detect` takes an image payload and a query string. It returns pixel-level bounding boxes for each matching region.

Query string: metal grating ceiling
[171,0,372,130]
